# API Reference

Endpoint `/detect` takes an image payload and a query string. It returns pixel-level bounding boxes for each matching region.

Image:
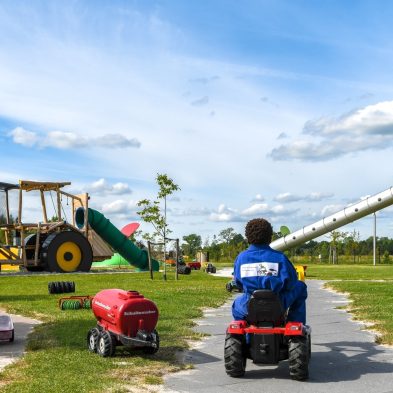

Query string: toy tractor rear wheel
[41,231,93,273]
[87,328,100,353]
[224,333,246,377]
[288,336,309,381]
[97,331,116,357]
[143,329,160,354]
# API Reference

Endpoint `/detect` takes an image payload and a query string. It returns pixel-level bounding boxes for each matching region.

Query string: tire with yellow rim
[41,231,93,272]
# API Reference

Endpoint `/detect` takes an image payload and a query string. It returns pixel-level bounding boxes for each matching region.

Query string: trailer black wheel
[288,337,309,381]
[97,331,116,357]
[87,328,100,353]
[41,231,93,273]
[224,333,246,377]
[143,329,160,354]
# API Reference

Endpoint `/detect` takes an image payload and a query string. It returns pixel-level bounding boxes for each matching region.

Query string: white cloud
[9,127,39,147]
[242,203,270,216]
[251,194,265,202]
[101,199,137,214]
[43,131,88,149]
[112,182,131,194]
[321,204,345,216]
[270,101,393,161]
[274,192,299,203]
[274,191,333,203]
[87,178,131,196]
[8,127,140,150]
[210,204,241,222]
[172,207,211,216]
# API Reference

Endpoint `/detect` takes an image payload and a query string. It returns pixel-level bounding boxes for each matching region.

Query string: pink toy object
[0,314,14,342]
[120,223,140,238]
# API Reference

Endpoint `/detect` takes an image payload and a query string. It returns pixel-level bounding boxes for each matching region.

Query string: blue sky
[1,0,393,243]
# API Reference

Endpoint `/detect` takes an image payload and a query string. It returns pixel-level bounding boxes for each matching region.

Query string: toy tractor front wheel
[288,336,309,381]
[224,333,246,377]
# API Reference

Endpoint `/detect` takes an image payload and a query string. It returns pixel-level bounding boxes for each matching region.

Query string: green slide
[75,207,159,271]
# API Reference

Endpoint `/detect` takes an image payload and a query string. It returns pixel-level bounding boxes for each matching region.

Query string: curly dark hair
[245,218,273,245]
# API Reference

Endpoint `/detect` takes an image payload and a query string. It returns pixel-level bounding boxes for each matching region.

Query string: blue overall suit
[232,244,307,324]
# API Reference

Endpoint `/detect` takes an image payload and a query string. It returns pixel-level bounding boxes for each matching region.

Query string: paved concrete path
[163,280,393,393]
[0,312,41,372]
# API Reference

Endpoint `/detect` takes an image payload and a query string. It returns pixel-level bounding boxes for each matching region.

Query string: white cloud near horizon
[274,191,334,203]
[270,101,393,161]
[8,127,141,150]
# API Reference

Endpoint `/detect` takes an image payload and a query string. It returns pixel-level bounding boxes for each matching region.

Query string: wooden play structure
[0,180,113,272]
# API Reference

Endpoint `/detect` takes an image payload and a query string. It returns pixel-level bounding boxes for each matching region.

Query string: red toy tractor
[225,289,311,380]
[87,289,159,357]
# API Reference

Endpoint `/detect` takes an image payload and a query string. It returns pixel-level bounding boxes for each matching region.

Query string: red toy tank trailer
[225,290,311,380]
[87,289,159,357]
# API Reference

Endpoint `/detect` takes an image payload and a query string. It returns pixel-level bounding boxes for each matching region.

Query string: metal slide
[75,207,160,271]
[271,186,393,251]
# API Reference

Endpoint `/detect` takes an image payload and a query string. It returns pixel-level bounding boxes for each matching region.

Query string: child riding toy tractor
[224,289,311,380]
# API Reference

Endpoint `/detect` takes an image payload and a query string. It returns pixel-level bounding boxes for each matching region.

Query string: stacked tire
[48,281,75,294]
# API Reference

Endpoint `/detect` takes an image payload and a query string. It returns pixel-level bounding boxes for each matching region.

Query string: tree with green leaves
[182,234,202,257]
[137,173,180,240]
[137,173,180,278]
[328,230,347,264]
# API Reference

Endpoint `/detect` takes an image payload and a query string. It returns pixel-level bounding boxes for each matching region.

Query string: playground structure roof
[0,182,19,192]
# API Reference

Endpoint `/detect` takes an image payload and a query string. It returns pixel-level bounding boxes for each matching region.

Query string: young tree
[137,173,180,278]
[328,230,347,264]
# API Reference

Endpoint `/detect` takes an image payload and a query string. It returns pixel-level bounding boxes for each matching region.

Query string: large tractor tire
[224,333,246,377]
[288,336,309,381]
[41,231,93,273]
[24,234,47,271]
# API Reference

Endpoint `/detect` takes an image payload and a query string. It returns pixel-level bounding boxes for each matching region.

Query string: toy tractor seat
[247,289,286,327]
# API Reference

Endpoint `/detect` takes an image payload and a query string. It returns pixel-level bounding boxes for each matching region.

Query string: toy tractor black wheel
[41,231,93,273]
[97,331,116,357]
[143,329,160,354]
[288,336,309,381]
[87,328,100,353]
[224,333,247,377]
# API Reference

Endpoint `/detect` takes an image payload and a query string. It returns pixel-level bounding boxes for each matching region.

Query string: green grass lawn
[0,270,230,393]
[2,263,393,392]
[325,280,393,344]
[306,263,393,345]
[305,263,393,280]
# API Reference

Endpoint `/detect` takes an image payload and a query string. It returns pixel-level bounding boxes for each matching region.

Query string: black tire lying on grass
[48,281,76,294]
